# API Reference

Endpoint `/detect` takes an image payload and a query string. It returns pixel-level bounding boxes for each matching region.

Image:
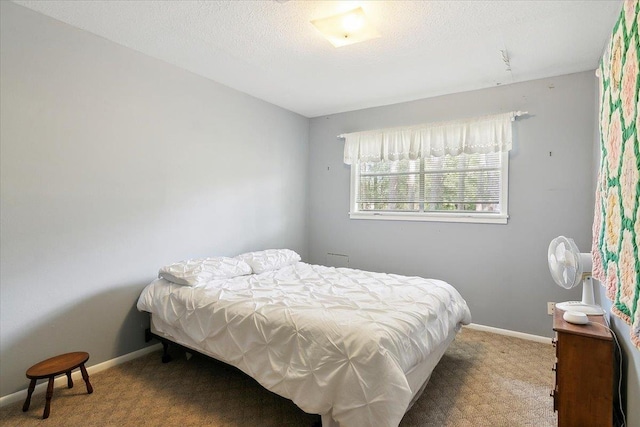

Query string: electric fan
[547,236,603,315]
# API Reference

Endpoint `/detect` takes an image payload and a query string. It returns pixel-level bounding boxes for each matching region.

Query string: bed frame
[145,327,173,363]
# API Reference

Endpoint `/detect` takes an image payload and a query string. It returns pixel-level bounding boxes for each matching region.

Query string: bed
[136,249,471,427]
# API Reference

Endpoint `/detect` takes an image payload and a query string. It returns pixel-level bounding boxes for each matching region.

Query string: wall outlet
[547,302,556,315]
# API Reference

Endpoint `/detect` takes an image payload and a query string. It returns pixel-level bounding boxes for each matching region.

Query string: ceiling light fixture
[311,7,380,48]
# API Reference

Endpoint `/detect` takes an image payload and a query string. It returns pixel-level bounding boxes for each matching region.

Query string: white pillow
[158,257,252,286]
[236,249,301,274]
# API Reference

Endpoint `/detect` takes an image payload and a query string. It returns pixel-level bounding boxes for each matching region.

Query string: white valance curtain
[340,111,524,165]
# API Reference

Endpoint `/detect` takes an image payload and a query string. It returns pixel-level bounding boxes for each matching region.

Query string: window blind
[356,152,503,213]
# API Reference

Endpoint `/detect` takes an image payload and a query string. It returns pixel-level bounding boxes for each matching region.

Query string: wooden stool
[22,351,93,419]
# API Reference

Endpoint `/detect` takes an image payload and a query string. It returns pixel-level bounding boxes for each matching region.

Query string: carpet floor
[0,328,557,426]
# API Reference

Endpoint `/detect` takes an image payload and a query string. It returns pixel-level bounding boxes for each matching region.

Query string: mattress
[137,262,471,427]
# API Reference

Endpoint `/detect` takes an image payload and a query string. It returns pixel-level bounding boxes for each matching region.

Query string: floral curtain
[592,0,640,349]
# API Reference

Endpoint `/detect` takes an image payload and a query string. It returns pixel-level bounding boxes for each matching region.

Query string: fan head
[548,236,592,289]
[547,236,602,315]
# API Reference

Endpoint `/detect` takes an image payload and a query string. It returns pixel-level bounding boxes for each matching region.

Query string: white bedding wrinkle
[236,248,301,273]
[137,262,471,427]
[157,257,252,286]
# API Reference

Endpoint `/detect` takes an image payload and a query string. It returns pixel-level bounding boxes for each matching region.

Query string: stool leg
[43,377,54,419]
[66,371,74,388]
[80,363,93,394]
[22,379,37,412]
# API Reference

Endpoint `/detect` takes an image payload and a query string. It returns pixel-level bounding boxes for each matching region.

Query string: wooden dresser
[552,308,613,427]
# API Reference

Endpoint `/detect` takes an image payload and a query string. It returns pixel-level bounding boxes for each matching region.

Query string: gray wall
[308,72,596,338]
[0,2,309,396]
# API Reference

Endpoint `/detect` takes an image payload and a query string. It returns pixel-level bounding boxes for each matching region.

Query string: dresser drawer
[552,309,613,427]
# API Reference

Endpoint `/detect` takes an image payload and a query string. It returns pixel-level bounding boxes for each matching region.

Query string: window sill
[348,212,509,224]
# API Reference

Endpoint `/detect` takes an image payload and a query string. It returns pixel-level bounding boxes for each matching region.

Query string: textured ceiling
[13,0,621,118]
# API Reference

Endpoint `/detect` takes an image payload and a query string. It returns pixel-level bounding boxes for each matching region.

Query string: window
[350,151,509,223]
[341,111,521,224]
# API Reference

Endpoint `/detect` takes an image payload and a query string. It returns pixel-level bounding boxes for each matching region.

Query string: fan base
[556,301,604,315]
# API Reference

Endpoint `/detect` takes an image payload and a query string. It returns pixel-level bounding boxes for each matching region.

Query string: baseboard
[464,323,552,344]
[0,343,162,408]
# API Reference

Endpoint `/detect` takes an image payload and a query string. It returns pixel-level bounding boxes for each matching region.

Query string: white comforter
[137,262,471,427]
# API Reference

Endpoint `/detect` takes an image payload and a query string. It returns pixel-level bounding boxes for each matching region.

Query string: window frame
[349,151,510,224]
